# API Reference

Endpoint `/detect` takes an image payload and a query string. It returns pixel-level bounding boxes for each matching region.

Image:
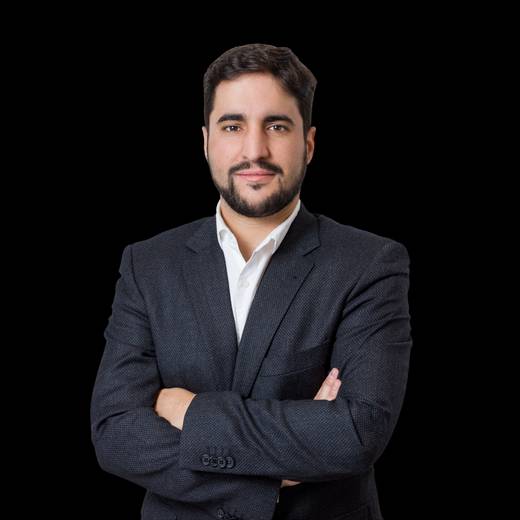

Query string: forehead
[211,72,301,124]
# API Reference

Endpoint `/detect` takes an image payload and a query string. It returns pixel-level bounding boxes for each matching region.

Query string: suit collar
[186,200,319,257]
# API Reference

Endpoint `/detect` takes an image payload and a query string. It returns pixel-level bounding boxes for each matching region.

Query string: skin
[154,71,340,492]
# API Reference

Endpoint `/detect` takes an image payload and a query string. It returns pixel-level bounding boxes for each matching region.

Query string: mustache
[229,160,283,176]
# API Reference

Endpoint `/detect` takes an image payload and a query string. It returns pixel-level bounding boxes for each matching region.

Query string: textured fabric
[216,198,301,345]
[90,202,412,520]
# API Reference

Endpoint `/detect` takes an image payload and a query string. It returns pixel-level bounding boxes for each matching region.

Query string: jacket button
[210,455,218,467]
[202,453,210,466]
[218,456,226,468]
[217,507,225,518]
[226,456,235,468]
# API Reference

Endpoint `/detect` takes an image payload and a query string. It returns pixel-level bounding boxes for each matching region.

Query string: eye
[223,125,241,132]
[268,124,289,132]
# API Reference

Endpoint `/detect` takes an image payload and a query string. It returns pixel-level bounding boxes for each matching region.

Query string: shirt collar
[216,198,301,255]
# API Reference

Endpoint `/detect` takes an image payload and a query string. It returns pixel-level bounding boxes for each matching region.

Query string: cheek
[277,141,305,168]
[210,140,238,169]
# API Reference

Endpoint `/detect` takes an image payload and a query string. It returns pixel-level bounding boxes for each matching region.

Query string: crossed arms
[154,367,343,489]
[90,240,411,510]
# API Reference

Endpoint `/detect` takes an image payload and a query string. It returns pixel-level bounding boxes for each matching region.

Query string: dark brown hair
[203,43,317,134]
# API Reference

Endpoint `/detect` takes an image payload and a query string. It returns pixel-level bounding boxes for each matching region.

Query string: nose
[241,126,270,162]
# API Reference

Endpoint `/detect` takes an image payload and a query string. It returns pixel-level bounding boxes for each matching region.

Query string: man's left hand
[154,387,197,430]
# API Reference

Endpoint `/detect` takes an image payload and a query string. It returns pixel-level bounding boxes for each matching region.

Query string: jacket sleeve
[90,245,281,517]
[178,240,412,482]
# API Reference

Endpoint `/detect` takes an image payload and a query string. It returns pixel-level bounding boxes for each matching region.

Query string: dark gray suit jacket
[91,202,412,520]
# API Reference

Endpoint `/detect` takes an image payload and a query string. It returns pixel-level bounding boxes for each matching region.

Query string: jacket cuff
[179,391,281,519]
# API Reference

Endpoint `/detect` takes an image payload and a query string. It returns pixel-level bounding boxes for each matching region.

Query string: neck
[219,197,299,260]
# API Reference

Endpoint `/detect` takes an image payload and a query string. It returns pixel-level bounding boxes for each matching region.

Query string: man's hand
[154,387,197,430]
[280,367,342,489]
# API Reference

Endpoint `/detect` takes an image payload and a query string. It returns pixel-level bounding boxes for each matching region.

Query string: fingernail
[329,368,337,377]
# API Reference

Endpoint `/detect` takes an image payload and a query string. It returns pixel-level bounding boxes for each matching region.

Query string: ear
[306,126,316,164]
[202,126,208,161]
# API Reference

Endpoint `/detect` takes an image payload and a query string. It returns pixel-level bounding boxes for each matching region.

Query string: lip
[235,170,276,176]
[235,170,276,181]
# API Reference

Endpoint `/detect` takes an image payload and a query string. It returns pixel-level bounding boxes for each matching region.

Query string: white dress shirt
[215,198,301,345]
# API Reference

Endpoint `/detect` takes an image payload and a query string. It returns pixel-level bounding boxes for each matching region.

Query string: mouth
[234,170,277,181]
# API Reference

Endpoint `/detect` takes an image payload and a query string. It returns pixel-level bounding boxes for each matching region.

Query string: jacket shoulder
[122,216,210,267]
[316,213,409,262]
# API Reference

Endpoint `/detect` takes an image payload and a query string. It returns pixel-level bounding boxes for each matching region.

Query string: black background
[28,15,478,519]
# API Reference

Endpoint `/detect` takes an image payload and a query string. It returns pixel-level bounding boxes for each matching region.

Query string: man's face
[203,72,316,218]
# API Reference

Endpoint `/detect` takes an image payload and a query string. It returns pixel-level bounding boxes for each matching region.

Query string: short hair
[203,43,317,134]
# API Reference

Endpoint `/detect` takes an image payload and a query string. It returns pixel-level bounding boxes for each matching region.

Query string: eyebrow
[216,113,295,126]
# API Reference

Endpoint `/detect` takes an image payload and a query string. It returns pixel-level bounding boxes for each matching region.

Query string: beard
[208,151,308,218]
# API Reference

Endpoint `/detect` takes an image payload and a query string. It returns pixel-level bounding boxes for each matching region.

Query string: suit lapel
[232,205,320,396]
[182,229,238,391]
[183,202,320,396]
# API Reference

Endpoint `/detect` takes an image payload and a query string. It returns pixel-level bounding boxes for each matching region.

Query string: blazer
[91,202,412,520]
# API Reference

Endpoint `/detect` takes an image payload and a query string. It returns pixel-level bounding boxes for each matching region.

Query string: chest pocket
[259,340,331,377]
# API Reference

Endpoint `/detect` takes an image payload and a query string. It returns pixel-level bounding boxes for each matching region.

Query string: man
[91,43,412,520]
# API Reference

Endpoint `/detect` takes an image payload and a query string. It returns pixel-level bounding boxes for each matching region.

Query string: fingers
[314,368,342,401]
[281,479,301,488]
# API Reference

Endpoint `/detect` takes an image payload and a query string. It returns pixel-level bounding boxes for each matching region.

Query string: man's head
[202,44,317,218]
